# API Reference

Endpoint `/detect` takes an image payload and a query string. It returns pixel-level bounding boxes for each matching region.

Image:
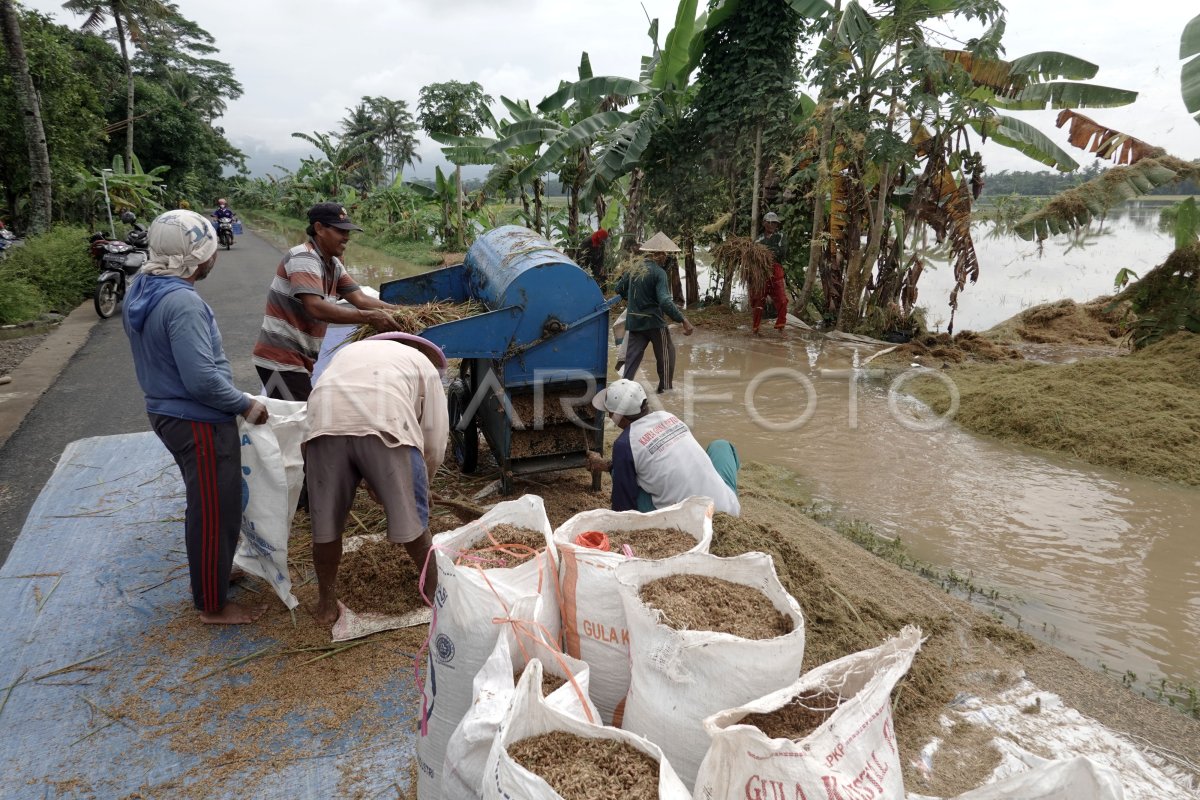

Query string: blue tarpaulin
[0,433,419,798]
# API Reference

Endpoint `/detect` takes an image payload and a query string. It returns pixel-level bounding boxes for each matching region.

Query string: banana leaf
[970,115,1079,172]
[1183,13,1200,125]
[518,110,629,182]
[992,81,1137,111]
[654,0,700,91]
[1009,51,1098,82]
[537,76,649,113]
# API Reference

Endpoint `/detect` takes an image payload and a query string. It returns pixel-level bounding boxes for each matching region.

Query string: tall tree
[61,0,170,172]
[0,0,52,232]
[418,80,493,248]
[368,96,420,183]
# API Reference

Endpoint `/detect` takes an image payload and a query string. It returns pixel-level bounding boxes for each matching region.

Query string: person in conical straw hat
[611,232,695,393]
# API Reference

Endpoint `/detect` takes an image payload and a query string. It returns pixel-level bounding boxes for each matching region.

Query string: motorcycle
[89,212,149,319]
[215,217,235,249]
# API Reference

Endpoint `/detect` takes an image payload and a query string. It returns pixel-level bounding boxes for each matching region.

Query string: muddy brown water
[626,329,1200,699]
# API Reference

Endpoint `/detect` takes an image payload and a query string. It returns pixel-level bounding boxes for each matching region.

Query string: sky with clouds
[22,0,1200,180]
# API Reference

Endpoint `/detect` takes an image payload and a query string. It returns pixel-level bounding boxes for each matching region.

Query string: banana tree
[75,153,166,232]
[801,0,1138,332]
[533,53,647,242]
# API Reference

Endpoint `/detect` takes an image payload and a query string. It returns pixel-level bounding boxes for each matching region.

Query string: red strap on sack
[574,530,610,551]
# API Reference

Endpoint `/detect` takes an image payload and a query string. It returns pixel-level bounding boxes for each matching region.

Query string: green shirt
[757,230,788,264]
[612,258,686,332]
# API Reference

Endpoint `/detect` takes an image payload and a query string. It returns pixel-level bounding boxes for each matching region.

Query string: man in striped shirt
[252,202,402,401]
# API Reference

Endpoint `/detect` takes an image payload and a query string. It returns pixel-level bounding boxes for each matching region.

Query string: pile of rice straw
[345,299,487,342]
[712,236,773,299]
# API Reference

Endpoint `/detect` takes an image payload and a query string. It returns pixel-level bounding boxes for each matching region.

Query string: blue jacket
[123,274,250,422]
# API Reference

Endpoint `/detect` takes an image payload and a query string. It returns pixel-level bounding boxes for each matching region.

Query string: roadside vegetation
[0,225,91,324]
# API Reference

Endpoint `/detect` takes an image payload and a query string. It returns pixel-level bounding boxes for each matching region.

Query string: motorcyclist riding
[212,198,234,223]
[212,198,236,249]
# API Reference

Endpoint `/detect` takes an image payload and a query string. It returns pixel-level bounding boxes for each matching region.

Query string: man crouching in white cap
[585,379,740,515]
[123,210,270,625]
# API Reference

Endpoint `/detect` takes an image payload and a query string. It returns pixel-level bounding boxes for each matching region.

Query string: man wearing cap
[123,209,271,625]
[752,212,789,335]
[586,379,740,516]
[612,232,694,393]
[304,334,449,626]
[252,202,403,402]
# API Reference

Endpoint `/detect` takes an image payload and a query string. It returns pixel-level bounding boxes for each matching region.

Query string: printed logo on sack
[434,633,455,664]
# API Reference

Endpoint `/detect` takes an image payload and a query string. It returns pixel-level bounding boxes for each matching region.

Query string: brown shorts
[306,435,429,545]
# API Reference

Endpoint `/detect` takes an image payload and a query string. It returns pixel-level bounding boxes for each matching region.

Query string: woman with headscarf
[122,209,270,625]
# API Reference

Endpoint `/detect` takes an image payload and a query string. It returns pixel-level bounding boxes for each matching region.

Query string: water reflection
[921,202,1176,332]
[636,329,1200,691]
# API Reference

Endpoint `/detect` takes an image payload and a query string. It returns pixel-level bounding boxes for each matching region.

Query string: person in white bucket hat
[612,232,695,393]
[586,379,740,515]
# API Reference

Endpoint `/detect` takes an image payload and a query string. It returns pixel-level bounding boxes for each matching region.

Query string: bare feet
[312,598,340,627]
[199,601,267,625]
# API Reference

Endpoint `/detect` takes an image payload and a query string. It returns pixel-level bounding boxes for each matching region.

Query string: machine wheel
[447,376,478,474]
[94,279,119,319]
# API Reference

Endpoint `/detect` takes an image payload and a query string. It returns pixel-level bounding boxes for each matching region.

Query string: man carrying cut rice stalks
[752,211,789,336]
[304,332,449,626]
[612,232,694,393]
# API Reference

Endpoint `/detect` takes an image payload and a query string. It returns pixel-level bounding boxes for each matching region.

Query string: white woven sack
[481,659,691,800]
[235,396,307,609]
[553,495,713,724]
[442,595,597,800]
[328,534,432,642]
[416,495,558,800]
[617,551,805,789]
[694,626,923,800]
[933,756,1125,800]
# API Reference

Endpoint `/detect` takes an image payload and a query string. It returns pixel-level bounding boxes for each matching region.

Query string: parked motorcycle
[89,211,149,319]
[215,217,234,249]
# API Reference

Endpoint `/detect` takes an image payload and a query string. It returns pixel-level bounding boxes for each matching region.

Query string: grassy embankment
[0,225,94,325]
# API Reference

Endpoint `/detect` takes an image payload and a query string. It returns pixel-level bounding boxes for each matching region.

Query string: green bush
[0,224,94,322]
[0,278,46,325]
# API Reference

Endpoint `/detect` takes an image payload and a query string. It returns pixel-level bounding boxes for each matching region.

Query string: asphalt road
[0,228,282,565]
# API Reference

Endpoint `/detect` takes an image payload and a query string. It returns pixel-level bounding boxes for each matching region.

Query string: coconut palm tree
[61,0,172,173]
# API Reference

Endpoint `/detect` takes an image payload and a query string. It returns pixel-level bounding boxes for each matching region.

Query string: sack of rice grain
[328,533,433,642]
[552,496,714,725]
[443,595,597,800]
[616,551,806,789]
[481,659,691,800]
[693,626,923,800]
[417,495,559,800]
[235,396,308,609]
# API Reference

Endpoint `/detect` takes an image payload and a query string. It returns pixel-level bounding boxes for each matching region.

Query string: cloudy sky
[24,0,1200,179]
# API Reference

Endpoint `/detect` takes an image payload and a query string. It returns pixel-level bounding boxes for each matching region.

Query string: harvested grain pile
[514,669,567,696]
[455,523,545,568]
[584,527,696,560]
[638,573,793,639]
[340,536,424,615]
[712,236,773,299]
[907,332,1200,484]
[985,297,1130,346]
[738,690,843,740]
[890,330,1024,365]
[344,299,486,342]
[507,731,659,799]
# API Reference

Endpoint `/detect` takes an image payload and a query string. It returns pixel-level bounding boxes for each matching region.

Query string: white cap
[763,212,781,223]
[591,379,647,416]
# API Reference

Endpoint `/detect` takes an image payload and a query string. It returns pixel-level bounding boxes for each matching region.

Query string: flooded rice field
[636,329,1200,699]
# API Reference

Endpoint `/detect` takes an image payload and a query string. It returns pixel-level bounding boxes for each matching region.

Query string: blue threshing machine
[379,226,615,494]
